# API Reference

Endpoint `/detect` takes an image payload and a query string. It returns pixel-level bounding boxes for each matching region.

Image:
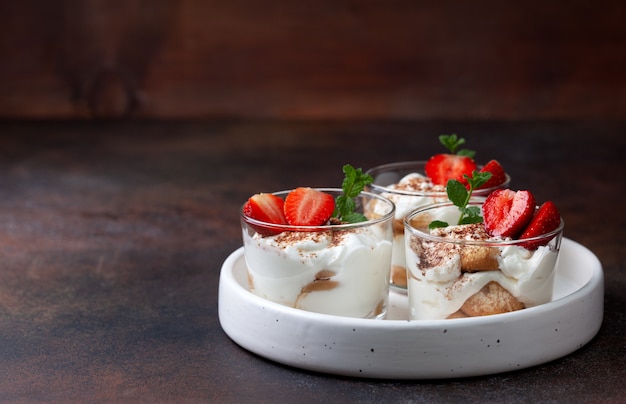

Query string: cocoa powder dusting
[429,224,500,271]
[411,235,460,270]
[395,176,445,192]
[273,230,332,247]
[431,223,490,241]
[328,230,350,247]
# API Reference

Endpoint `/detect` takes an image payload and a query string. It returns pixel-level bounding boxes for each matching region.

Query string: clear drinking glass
[240,188,395,319]
[404,201,564,320]
[366,161,510,291]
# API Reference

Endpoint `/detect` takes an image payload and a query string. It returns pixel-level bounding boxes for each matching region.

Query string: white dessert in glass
[240,188,395,319]
[403,201,564,320]
[366,161,510,290]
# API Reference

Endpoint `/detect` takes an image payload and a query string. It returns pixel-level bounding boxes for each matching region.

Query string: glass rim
[404,200,565,246]
[240,187,396,231]
[365,160,511,196]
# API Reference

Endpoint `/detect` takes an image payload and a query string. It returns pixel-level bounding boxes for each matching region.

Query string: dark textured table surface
[0,120,624,403]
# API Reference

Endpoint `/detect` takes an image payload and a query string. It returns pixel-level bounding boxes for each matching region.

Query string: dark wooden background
[1,0,625,120]
[1,2,625,400]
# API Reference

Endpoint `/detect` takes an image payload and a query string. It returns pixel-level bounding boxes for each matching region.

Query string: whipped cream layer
[380,173,446,219]
[243,226,392,319]
[368,173,447,288]
[405,219,560,320]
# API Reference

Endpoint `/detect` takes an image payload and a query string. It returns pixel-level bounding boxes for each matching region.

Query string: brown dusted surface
[461,281,526,317]
[0,120,624,402]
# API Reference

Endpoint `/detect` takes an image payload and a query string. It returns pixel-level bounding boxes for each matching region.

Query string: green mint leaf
[438,134,476,158]
[429,220,449,230]
[459,215,484,225]
[334,195,355,218]
[452,172,487,225]
[429,171,489,228]
[439,134,463,153]
[334,164,373,223]
[467,171,492,190]
[459,206,483,225]
[427,135,490,229]
[463,205,482,217]
[341,164,373,198]
[457,148,476,159]
[342,211,368,223]
[446,180,469,208]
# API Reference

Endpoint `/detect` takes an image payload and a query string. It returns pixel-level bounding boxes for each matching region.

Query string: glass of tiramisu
[240,187,395,319]
[366,161,510,290]
[403,194,564,320]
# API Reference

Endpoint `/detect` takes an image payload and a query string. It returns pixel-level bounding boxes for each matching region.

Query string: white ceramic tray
[218,238,604,379]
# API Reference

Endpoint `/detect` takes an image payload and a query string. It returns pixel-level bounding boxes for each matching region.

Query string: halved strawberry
[243,193,287,235]
[425,154,477,186]
[519,201,561,250]
[478,159,507,189]
[483,189,536,238]
[284,187,335,226]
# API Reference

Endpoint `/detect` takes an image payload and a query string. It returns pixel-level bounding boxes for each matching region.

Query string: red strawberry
[478,159,507,189]
[243,193,287,235]
[284,187,335,226]
[519,201,561,250]
[483,189,536,238]
[425,154,477,186]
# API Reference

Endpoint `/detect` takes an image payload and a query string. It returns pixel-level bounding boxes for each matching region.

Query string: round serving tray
[218,238,603,379]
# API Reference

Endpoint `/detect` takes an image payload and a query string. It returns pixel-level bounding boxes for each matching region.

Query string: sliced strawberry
[483,189,536,238]
[519,201,561,250]
[478,159,507,189]
[284,187,335,226]
[243,193,287,235]
[425,154,477,186]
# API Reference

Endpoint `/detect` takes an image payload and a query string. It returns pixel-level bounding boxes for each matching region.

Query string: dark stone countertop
[0,120,623,403]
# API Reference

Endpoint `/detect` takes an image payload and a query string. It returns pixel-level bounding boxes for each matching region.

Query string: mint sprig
[334,164,373,223]
[428,171,492,229]
[439,134,476,159]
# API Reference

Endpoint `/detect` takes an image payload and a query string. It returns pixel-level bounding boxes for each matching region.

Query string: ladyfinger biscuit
[460,245,500,271]
[461,281,525,317]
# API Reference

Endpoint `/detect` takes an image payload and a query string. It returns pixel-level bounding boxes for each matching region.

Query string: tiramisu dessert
[240,165,395,319]
[404,172,563,320]
[366,134,510,289]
